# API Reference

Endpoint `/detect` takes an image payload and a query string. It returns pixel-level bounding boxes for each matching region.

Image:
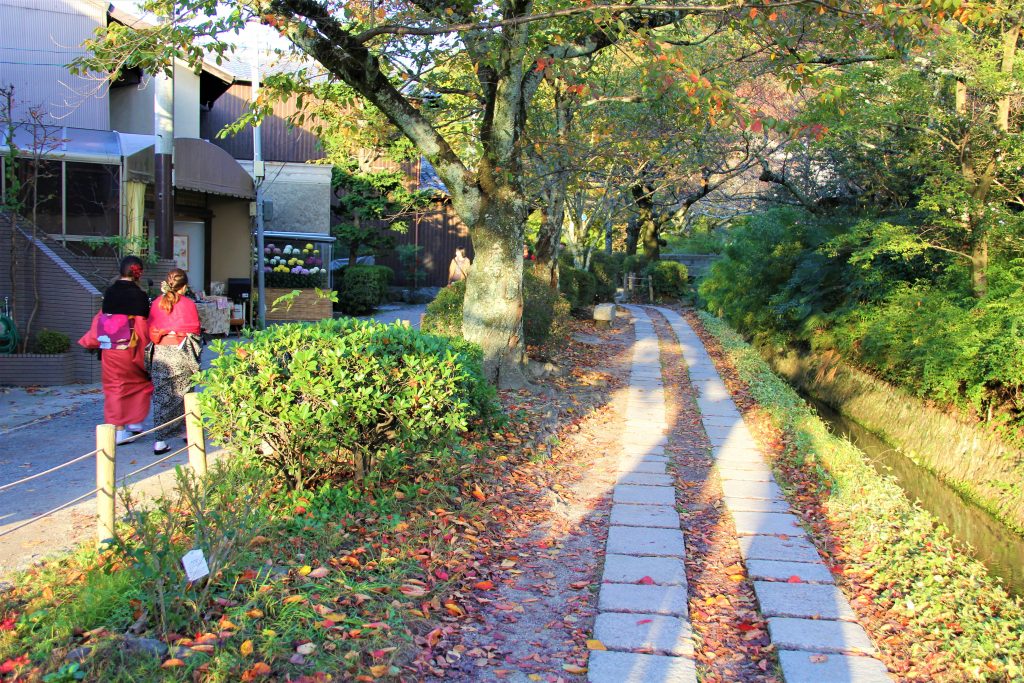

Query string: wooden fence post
[184,392,207,479]
[96,424,116,548]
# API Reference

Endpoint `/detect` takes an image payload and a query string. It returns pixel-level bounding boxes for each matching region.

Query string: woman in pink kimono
[78,256,152,444]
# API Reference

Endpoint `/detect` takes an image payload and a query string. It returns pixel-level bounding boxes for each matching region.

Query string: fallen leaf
[474,580,495,590]
[297,565,312,576]
[809,654,829,663]
[370,664,388,677]
[308,566,331,579]
[240,639,254,656]
[569,580,590,590]
[296,642,316,655]
[283,595,306,604]
[586,639,607,651]
[787,575,803,583]
[161,658,185,668]
[638,576,655,585]
[242,662,272,680]
[562,664,588,674]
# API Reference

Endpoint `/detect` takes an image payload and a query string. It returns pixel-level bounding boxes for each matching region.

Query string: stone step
[588,650,697,683]
[729,510,806,537]
[721,479,785,501]
[599,583,689,617]
[610,504,680,528]
[602,554,687,585]
[613,485,677,507]
[777,650,892,683]
[753,581,857,621]
[618,472,674,487]
[594,612,695,656]
[738,535,824,564]
[747,559,835,584]
[607,525,686,557]
[723,497,792,513]
[768,618,875,655]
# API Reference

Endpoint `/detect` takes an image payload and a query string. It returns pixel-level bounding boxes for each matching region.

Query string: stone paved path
[589,307,697,683]
[654,307,892,683]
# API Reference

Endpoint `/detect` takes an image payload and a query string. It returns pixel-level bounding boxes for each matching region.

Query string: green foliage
[622,254,650,276]
[264,270,328,289]
[423,271,570,348]
[701,208,1024,440]
[31,329,69,355]
[111,464,260,634]
[337,264,393,315]
[644,260,689,300]
[199,319,499,488]
[558,264,597,312]
[698,312,1024,682]
[588,251,624,303]
[664,217,729,254]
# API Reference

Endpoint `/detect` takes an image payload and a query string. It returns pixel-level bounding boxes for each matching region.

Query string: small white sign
[181,548,210,583]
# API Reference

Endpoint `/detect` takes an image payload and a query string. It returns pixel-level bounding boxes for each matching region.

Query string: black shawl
[102,279,151,317]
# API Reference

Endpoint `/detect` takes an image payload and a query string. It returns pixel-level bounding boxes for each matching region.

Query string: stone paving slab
[696,399,743,417]
[747,559,835,584]
[588,650,697,683]
[768,618,875,655]
[622,444,667,456]
[621,437,670,451]
[700,415,745,428]
[753,582,857,621]
[721,479,785,501]
[599,583,689,617]
[602,554,687,585]
[607,526,686,557]
[729,511,806,537]
[610,504,679,528]
[723,497,792,514]
[777,650,892,683]
[619,456,670,472]
[618,472,674,487]
[619,461,668,474]
[738,535,824,564]
[594,612,695,656]
[717,467,774,482]
[713,457,770,471]
[613,485,677,506]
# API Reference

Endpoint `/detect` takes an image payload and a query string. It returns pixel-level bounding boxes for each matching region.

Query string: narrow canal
[805,395,1024,598]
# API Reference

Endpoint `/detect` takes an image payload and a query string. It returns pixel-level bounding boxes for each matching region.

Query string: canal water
[805,395,1024,598]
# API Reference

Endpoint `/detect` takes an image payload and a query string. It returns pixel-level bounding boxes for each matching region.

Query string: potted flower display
[261,242,333,321]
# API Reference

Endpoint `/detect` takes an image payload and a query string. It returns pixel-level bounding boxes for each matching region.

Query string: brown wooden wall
[376,203,473,289]
[201,84,326,163]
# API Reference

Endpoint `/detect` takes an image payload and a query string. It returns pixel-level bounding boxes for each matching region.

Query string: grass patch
[696,311,1024,682]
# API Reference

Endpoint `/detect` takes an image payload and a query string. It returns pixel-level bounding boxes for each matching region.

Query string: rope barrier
[0,486,100,539]
[118,445,189,483]
[0,414,186,492]
[115,414,186,444]
[0,450,98,493]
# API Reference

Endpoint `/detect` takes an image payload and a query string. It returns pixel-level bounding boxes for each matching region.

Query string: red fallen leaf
[638,576,655,585]
[636,619,653,625]
[294,506,307,515]
[0,616,15,631]
[238,569,259,582]
[737,621,758,631]
[474,580,495,590]
[0,654,29,674]
[569,580,590,590]
[787,575,803,583]
[435,569,449,581]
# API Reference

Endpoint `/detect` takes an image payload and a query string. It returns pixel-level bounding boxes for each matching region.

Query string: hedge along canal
[758,346,1024,597]
[805,395,1024,598]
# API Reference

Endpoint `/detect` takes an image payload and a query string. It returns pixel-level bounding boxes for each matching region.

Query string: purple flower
[263,266,272,272]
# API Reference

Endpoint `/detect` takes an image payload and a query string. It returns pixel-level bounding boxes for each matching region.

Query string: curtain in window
[124,180,145,250]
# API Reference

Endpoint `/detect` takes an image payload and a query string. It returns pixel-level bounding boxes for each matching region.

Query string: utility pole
[252,44,266,329]
[154,16,175,260]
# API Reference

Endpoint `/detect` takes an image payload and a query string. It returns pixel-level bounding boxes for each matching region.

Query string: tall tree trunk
[625,216,640,255]
[462,190,529,388]
[971,237,988,299]
[632,184,661,260]
[533,81,572,289]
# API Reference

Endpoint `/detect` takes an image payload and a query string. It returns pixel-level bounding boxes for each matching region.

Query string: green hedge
[645,260,689,300]
[589,251,624,303]
[559,265,597,312]
[422,270,570,348]
[32,329,70,354]
[698,311,1024,682]
[622,254,650,275]
[199,319,498,488]
[338,265,393,315]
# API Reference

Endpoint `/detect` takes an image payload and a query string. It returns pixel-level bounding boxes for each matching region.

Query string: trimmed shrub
[32,329,70,355]
[559,265,598,312]
[645,260,689,300]
[622,254,650,276]
[339,264,393,315]
[199,319,499,488]
[590,251,625,302]
[422,270,570,348]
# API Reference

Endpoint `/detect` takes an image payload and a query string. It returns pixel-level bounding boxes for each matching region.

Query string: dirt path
[424,318,634,682]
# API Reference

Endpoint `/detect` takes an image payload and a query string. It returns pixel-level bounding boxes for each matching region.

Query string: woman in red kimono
[79,256,153,444]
